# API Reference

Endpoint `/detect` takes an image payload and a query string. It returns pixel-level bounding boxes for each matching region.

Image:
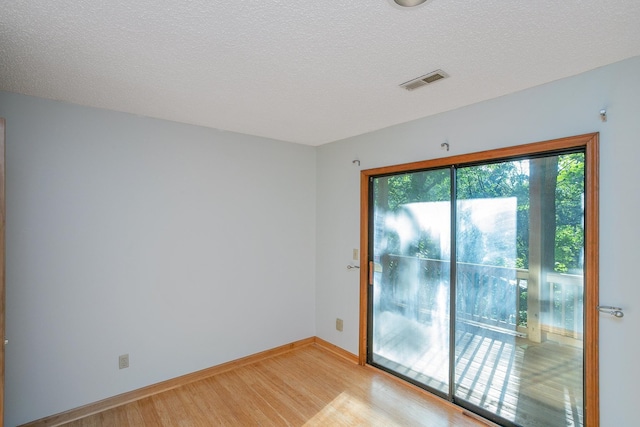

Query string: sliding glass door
[365,136,597,427]
[370,168,452,395]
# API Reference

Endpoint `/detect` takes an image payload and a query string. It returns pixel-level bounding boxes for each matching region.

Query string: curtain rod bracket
[599,109,607,122]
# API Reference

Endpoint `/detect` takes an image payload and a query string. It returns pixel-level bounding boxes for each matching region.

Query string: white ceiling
[1,1,640,146]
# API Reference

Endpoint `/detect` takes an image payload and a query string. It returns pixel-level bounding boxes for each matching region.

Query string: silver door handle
[596,305,624,318]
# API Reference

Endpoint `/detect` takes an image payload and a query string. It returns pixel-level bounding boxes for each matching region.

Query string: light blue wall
[0,93,317,426]
[2,55,639,426]
[316,56,640,426]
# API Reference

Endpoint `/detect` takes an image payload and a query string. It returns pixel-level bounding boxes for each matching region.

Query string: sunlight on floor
[302,391,403,426]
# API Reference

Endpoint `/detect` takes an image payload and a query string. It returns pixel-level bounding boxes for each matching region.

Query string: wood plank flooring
[61,344,486,427]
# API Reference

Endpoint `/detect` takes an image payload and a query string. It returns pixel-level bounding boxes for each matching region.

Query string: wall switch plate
[119,354,129,369]
[336,318,344,332]
[352,249,359,261]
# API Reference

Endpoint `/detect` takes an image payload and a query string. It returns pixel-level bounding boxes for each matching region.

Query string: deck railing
[379,254,583,339]
[544,271,584,339]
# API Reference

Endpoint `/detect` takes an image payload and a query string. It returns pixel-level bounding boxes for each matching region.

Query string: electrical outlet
[336,318,344,332]
[119,354,129,369]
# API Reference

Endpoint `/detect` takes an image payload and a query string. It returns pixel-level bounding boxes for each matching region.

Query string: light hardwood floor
[58,344,485,426]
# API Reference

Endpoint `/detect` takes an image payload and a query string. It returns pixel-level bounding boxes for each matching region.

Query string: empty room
[1,1,639,426]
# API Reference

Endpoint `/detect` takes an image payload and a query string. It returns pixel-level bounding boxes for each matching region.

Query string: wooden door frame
[358,133,599,426]
[1,118,6,426]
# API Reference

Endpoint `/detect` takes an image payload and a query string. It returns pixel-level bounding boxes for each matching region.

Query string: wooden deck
[373,315,583,427]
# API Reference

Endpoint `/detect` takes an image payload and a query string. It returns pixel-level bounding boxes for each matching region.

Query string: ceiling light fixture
[393,0,428,7]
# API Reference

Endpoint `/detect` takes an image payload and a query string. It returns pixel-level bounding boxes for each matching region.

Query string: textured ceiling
[1,0,640,145]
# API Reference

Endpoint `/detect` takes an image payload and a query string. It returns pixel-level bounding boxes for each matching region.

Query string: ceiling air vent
[400,70,449,91]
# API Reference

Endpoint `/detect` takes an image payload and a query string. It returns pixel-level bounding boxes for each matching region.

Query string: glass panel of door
[370,169,452,396]
[369,152,585,427]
